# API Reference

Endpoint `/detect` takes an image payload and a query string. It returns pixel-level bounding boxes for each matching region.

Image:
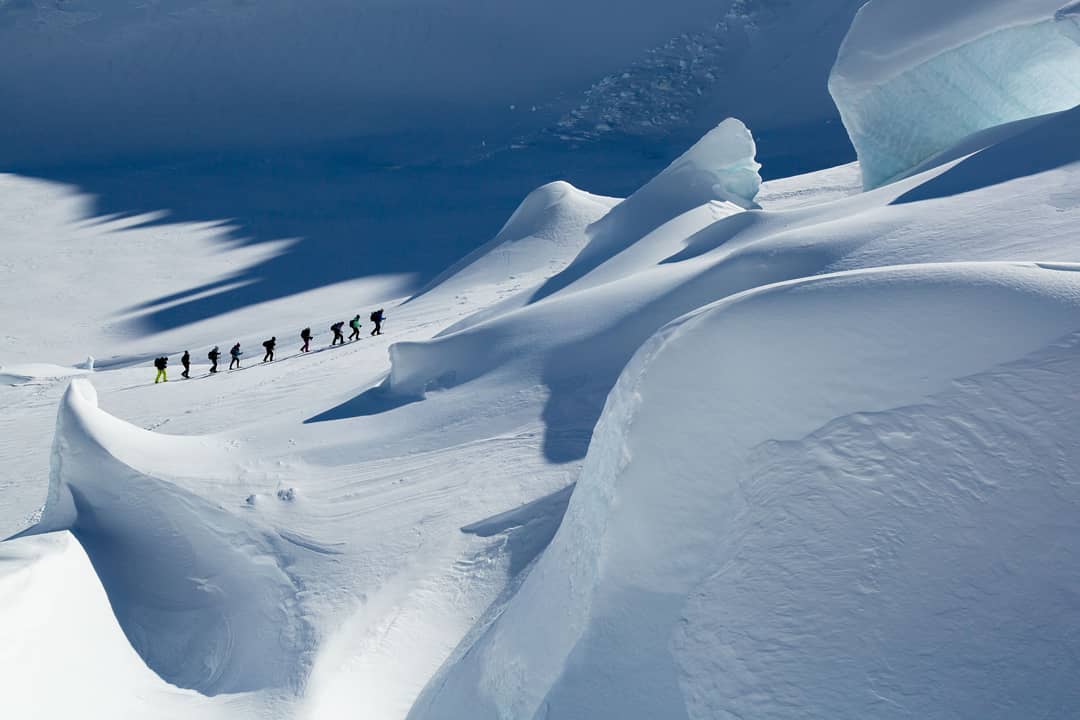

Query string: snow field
[412,262,1080,719]
[2,8,1080,714]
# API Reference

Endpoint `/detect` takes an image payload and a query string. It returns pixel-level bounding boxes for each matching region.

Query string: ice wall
[829,0,1080,188]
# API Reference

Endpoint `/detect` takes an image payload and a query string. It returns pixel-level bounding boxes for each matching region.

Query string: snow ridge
[19,380,313,695]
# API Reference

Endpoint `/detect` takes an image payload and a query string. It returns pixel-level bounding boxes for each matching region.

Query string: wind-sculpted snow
[18,379,312,696]
[387,106,1080,460]
[410,181,619,314]
[829,0,1080,188]
[531,117,758,300]
[410,262,1080,719]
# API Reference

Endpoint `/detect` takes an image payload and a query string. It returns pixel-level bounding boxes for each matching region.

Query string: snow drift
[18,379,312,695]
[410,262,1080,719]
[532,117,759,298]
[410,181,619,307]
[0,363,88,386]
[829,0,1080,188]
[387,105,1080,465]
[388,118,760,401]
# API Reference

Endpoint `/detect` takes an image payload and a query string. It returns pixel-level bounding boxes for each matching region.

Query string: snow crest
[410,262,1080,719]
[829,0,1080,188]
[20,379,312,696]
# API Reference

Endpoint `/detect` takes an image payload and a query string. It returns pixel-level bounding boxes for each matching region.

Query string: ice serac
[18,379,311,696]
[410,263,1080,720]
[829,0,1080,188]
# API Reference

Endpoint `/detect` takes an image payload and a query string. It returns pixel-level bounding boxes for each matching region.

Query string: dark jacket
[154,357,168,370]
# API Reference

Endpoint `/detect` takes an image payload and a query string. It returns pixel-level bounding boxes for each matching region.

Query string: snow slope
[830,0,1080,187]
[1,1,870,343]
[410,262,1080,720]
[2,99,1079,718]
[403,108,1080,717]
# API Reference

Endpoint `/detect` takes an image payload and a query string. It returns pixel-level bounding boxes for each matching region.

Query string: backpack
[263,340,273,349]
[301,327,311,338]
[332,322,343,332]
[369,311,379,322]
[208,349,217,361]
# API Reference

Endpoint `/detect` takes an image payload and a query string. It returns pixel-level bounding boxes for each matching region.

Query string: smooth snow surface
[830,0,1080,187]
[412,263,1080,719]
[20,380,312,695]
[4,18,1080,720]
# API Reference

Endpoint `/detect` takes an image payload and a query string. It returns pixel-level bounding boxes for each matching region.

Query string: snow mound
[19,379,312,696]
[829,0,1080,188]
[532,117,758,299]
[0,362,88,385]
[412,181,618,313]
[410,262,1080,719]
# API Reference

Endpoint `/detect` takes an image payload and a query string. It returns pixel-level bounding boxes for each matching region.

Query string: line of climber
[152,308,385,383]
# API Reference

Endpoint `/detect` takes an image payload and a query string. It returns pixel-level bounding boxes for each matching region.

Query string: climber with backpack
[207,346,220,373]
[300,327,313,353]
[229,342,243,370]
[348,314,362,342]
[370,308,384,336]
[181,350,191,379]
[331,321,345,346]
[262,336,276,363]
[153,356,168,384]
[208,346,220,373]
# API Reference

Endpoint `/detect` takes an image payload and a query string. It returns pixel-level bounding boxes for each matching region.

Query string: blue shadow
[893,105,1080,205]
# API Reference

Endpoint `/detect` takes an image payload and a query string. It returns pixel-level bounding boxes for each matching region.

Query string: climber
[153,356,168,384]
[208,346,220,373]
[370,308,385,336]
[229,342,243,370]
[262,336,276,363]
[348,314,362,341]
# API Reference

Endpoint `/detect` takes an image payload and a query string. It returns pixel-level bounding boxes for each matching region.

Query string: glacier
[4,2,1080,719]
[829,0,1080,188]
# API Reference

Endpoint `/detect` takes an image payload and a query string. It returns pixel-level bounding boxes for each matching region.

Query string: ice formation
[626,116,761,213]
[829,0,1080,188]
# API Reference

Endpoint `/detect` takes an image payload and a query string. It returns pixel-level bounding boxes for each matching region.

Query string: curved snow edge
[408,260,1080,720]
